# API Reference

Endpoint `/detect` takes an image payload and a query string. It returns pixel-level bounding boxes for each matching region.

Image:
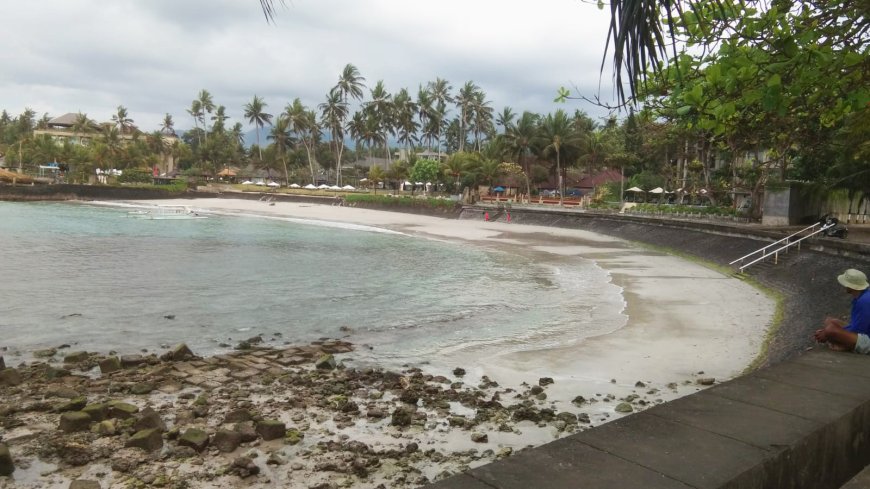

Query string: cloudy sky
[1,0,619,133]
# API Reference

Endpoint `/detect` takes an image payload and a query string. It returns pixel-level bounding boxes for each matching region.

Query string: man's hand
[814,328,828,342]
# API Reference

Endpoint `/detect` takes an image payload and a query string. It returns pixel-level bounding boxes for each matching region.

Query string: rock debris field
[0,340,713,489]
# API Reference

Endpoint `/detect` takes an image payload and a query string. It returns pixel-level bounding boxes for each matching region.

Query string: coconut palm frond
[260,0,286,23]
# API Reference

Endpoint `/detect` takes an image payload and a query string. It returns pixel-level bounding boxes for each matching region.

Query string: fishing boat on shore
[130,206,207,220]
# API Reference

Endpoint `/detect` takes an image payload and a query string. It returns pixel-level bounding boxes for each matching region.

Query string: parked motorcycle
[819,214,849,239]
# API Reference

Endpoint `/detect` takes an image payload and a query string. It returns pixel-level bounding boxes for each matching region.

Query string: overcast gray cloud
[0,0,618,132]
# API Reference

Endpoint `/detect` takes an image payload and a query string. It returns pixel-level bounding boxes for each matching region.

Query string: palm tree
[367,165,385,194]
[393,88,418,157]
[331,64,366,185]
[455,81,477,153]
[160,114,176,136]
[364,80,394,165]
[198,89,216,140]
[319,88,349,185]
[416,87,434,150]
[286,98,321,185]
[427,78,453,152]
[470,89,493,152]
[504,111,539,198]
[496,107,516,132]
[187,100,203,147]
[335,63,366,103]
[112,106,134,135]
[211,105,228,134]
[71,112,96,144]
[268,115,294,187]
[537,109,581,205]
[244,95,273,160]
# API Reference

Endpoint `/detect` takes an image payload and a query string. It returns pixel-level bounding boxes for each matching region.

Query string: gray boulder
[160,343,195,362]
[0,356,5,370]
[212,430,243,453]
[120,355,146,368]
[134,408,166,432]
[125,429,163,452]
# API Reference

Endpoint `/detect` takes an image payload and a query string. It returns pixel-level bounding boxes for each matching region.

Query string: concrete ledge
[428,350,870,489]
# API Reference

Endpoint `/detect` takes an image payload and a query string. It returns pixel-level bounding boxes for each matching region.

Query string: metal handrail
[735,224,833,272]
[729,222,824,266]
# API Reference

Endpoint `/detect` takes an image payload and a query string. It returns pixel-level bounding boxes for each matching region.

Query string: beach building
[32,113,180,175]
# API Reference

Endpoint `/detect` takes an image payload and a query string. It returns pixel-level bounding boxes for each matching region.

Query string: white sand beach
[132,198,775,403]
[0,197,778,489]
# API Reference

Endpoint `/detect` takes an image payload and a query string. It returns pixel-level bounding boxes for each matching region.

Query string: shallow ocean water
[0,201,625,368]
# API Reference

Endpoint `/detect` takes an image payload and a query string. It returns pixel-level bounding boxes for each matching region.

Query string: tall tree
[267,115,293,186]
[331,64,366,184]
[537,109,580,205]
[319,88,349,185]
[504,111,539,198]
[112,105,134,134]
[364,80,394,165]
[427,78,452,152]
[160,113,176,136]
[198,89,216,140]
[243,95,273,161]
[393,88,419,157]
[286,98,321,185]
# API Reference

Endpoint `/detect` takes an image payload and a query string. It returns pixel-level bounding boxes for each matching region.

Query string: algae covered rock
[99,356,121,374]
[178,428,210,452]
[213,430,243,453]
[63,351,89,364]
[314,354,337,370]
[59,412,92,432]
[108,402,139,419]
[125,428,164,452]
[0,368,22,387]
[615,402,634,413]
[256,420,286,441]
[0,443,14,476]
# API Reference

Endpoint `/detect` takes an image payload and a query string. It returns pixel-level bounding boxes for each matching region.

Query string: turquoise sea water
[0,202,625,367]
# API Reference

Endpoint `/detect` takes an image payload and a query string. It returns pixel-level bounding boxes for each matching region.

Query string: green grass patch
[345,194,460,210]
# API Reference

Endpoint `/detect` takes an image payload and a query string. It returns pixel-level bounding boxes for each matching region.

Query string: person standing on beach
[813,269,870,353]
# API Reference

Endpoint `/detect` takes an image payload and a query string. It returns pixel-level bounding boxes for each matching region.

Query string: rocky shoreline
[0,339,716,489]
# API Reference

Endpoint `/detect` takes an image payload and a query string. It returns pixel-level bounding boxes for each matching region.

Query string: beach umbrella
[359,178,368,183]
[342,185,355,190]
[328,185,341,190]
[493,186,505,192]
[649,187,664,194]
[241,180,254,185]
[303,184,317,189]
[289,183,301,188]
[267,181,280,187]
[626,186,644,192]
[317,184,330,189]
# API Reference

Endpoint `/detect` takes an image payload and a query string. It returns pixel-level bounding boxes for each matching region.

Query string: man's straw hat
[838,269,869,291]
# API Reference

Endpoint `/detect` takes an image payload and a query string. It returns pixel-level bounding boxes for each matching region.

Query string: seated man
[814,269,870,353]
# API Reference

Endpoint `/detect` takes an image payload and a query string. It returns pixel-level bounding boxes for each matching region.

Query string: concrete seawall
[429,205,870,489]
